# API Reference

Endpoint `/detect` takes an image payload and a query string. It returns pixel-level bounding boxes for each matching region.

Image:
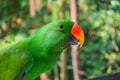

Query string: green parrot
[0,20,84,80]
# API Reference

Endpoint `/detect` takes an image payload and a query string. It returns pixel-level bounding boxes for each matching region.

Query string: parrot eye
[58,25,64,30]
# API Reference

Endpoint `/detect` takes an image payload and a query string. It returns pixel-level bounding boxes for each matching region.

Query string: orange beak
[71,24,85,47]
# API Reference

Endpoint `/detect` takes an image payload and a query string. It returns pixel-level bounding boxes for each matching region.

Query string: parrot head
[30,20,84,57]
[44,20,84,47]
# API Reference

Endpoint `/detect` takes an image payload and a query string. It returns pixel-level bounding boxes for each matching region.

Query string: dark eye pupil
[59,25,64,30]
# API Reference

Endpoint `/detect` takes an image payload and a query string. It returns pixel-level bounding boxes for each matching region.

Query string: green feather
[0,20,74,80]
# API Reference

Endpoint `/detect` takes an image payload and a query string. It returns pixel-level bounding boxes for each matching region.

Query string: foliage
[79,0,120,77]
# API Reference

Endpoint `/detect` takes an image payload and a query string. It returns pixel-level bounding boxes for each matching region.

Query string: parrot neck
[28,35,68,59]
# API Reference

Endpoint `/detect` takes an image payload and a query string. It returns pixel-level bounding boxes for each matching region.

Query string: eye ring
[58,25,64,30]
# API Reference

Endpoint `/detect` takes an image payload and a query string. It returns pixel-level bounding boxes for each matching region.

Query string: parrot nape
[0,20,84,80]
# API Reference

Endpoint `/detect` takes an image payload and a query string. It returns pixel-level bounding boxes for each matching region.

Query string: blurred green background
[0,0,120,79]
